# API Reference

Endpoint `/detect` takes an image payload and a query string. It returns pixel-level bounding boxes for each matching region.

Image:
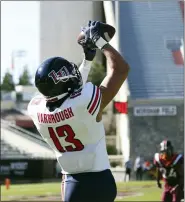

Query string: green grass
[116,181,161,201]
[1,181,162,201]
[1,182,60,201]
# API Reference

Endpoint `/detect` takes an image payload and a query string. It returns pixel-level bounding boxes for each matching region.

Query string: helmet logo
[48,66,70,84]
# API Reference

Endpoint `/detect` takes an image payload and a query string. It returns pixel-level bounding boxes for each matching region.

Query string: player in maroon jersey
[154,140,184,202]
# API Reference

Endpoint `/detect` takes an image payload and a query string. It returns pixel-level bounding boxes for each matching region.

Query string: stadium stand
[1,109,36,129]
[108,1,184,162]
[1,120,55,159]
[1,139,31,159]
[113,1,184,99]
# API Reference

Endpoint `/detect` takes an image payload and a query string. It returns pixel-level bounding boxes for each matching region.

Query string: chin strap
[46,92,69,102]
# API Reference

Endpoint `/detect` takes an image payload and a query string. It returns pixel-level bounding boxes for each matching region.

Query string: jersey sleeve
[81,82,102,118]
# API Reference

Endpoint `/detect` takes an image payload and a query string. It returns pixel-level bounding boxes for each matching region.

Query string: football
[77,22,116,45]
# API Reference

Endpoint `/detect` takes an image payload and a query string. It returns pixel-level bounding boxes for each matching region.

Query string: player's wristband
[96,37,108,49]
[79,59,92,86]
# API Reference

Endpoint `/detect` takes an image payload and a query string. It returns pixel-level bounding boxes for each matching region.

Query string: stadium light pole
[115,1,120,54]
[115,1,130,162]
[115,1,122,154]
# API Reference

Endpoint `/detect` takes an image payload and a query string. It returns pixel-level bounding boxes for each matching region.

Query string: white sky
[1,1,39,84]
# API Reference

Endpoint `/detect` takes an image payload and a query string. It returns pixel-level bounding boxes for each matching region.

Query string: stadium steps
[1,119,55,159]
[110,1,184,100]
[1,119,49,147]
[1,139,32,159]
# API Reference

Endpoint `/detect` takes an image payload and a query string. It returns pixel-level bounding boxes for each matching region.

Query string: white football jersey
[27,82,110,174]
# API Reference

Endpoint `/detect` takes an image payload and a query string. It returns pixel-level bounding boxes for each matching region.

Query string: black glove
[83,46,96,61]
[79,21,107,50]
[157,181,162,189]
[80,23,97,61]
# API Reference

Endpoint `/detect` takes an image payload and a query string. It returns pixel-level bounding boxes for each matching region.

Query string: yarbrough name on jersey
[37,107,74,124]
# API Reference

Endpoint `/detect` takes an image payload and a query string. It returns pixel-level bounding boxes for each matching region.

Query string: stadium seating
[1,120,55,159]
[1,139,31,159]
[113,1,184,99]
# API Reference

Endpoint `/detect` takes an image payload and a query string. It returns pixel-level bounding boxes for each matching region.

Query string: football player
[154,140,184,202]
[27,21,129,202]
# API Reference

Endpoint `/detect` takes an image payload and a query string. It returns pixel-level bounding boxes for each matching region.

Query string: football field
[1,181,162,201]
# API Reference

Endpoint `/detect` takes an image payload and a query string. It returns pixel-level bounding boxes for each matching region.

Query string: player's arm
[153,155,162,188]
[156,167,162,188]
[170,157,184,194]
[78,47,96,86]
[177,157,184,188]
[97,44,129,120]
[78,21,129,121]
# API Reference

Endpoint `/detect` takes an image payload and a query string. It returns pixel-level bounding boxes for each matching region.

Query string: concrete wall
[128,102,184,161]
[39,1,103,65]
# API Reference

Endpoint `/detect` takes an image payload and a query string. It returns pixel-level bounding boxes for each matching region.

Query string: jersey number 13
[48,125,84,152]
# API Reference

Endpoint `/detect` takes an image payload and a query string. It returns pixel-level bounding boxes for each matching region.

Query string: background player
[154,140,184,202]
[27,21,129,202]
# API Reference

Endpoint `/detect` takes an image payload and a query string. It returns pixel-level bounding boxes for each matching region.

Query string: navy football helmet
[35,57,83,102]
[160,140,174,157]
